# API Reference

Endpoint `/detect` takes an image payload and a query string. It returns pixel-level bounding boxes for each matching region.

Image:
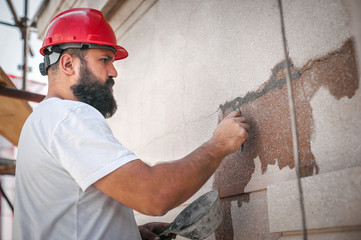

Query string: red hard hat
[40,8,128,60]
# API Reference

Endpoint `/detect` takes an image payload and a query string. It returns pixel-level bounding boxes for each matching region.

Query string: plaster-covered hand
[138,222,176,240]
[209,110,250,158]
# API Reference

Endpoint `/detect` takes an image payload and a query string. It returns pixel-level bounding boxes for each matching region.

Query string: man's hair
[48,48,87,74]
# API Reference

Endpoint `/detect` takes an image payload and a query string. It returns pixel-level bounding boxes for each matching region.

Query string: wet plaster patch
[213,39,358,239]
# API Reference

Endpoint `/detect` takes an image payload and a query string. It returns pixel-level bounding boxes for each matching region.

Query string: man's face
[70,49,118,118]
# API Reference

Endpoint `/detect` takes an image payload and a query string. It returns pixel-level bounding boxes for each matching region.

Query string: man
[13,8,250,240]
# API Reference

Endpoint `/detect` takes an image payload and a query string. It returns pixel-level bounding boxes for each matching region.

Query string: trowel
[155,190,222,240]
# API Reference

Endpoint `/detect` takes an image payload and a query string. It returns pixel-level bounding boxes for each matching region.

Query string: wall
[36,0,361,239]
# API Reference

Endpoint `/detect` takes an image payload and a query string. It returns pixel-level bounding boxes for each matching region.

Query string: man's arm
[93,110,249,216]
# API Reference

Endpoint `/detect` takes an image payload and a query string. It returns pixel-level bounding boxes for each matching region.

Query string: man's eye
[101,58,108,63]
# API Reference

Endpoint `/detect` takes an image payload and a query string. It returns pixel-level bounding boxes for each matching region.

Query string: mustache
[105,77,115,88]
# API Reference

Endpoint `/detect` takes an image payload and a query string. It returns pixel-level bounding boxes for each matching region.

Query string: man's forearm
[150,140,227,211]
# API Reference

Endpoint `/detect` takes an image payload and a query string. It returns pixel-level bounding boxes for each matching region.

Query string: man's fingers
[239,126,250,141]
[240,122,251,132]
[226,110,241,118]
[225,111,251,137]
[213,109,251,154]
[236,117,247,123]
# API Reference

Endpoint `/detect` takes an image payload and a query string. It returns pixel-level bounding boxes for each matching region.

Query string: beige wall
[37,0,361,239]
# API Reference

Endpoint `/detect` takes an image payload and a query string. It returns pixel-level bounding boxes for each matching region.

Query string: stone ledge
[267,167,361,233]
[280,228,361,240]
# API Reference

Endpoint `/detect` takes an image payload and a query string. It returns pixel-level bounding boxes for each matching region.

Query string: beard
[71,64,117,118]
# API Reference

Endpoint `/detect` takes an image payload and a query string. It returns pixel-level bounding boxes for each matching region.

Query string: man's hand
[209,110,250,158]
[138,222,176,240]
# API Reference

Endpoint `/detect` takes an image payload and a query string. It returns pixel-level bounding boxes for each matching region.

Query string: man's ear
[59,53,77,75]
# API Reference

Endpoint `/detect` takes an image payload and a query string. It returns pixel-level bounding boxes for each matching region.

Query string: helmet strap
[39,51,61,76]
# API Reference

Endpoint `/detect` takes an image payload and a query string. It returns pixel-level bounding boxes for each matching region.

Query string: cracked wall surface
[213,39,359,240]
[214,39,358,198]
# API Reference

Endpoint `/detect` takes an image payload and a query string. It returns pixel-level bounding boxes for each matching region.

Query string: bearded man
[13,8,250,240]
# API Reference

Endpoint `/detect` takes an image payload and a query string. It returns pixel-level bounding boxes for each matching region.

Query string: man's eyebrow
[101,54,115,61]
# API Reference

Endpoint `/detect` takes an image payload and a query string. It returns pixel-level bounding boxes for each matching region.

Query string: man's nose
[109,63,118,78]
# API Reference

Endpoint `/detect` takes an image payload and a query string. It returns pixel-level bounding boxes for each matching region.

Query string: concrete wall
[37,0,361,239]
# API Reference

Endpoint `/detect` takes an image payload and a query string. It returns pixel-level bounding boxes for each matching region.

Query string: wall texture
[36,0,361,239]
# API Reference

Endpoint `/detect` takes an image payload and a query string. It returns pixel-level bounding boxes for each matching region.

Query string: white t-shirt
[13,98,141,240]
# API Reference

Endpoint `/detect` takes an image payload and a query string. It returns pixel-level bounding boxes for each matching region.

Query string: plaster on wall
[213,38,359,240]
[214,39,359,199]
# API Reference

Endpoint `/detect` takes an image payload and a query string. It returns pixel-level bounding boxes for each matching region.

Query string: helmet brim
[114,45,128,60]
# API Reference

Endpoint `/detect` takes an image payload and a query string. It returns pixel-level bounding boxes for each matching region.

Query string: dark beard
[71,64,117,118]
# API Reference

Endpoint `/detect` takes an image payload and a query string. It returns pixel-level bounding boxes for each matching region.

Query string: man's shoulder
[35,98,100,118]
[25,98,104,132]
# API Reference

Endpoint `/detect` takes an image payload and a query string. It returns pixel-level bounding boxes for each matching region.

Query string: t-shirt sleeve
[50,105,138,191]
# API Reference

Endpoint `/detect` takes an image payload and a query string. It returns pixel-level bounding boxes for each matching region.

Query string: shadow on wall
[213,39,359,239]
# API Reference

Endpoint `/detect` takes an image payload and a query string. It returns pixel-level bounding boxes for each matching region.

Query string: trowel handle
[154,223,173,239]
